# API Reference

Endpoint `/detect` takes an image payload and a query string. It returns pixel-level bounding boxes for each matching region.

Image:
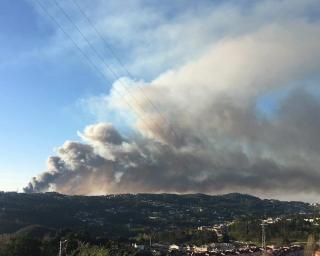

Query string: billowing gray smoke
[25,20,320,200]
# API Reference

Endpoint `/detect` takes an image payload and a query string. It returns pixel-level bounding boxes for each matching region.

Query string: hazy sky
[0,0,237,190]
[2,0,320,201]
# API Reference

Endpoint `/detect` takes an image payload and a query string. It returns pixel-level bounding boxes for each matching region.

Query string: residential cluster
[132,243,304,256]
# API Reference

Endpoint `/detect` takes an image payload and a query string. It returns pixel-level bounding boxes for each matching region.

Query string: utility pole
[59,240,67,256]
[304,234,316,256]
[59,240,62,256]
[261,223,267,254]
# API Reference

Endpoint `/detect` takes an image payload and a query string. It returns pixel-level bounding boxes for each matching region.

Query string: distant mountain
[0,192,314,237]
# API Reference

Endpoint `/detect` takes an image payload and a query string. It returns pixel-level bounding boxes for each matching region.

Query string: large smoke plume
[25,19,320,200]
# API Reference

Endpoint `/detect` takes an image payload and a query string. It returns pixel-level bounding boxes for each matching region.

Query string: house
[132,243,145,250]
[169,244,180,251]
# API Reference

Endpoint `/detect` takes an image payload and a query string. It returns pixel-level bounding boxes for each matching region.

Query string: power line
[52,0,169,141]
[35,0,192,179]
[71,0,131,78]
[67,2,197,182]
[34,0,158,134]
[70,0,182,145]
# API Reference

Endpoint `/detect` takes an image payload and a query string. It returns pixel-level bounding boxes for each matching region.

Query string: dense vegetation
[229,217,320,245]
[0,225,224,255]
[0,192,313,236]
[0,192,318,255]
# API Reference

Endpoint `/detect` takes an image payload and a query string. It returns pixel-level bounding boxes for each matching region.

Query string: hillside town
[131,243,305,256]
[0,192,319,255]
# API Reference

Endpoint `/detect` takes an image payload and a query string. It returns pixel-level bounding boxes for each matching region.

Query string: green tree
[4,236,41,256]
[71,243,109,256]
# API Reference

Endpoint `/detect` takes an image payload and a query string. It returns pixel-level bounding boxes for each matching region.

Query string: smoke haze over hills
[24,1,320,202]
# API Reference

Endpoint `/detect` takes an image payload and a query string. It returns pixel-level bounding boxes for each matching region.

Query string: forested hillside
[0,192,313,236]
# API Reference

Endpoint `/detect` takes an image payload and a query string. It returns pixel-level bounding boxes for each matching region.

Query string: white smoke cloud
[25,3,320,201]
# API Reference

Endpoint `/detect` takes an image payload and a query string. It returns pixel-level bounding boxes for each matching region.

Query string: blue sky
[0,0,105,190]
[0,0,231,190]
[0,0,175,190]
[1,0,320,195]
